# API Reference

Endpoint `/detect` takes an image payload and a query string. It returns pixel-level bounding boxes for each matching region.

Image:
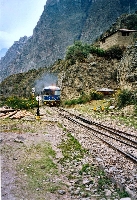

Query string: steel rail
[59,108,137,145]
[77,116,137,146]
[77,115,137,140]
[58,109,137,163]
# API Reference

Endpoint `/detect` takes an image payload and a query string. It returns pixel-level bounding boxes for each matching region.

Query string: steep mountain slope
[118,42,137,90]
[100,12,137,40]
[0,0,137,82]
[0,36,29,82]
[0,53,119,99]
[0,44,137,100]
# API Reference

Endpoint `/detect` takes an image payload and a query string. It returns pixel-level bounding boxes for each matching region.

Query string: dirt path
[1,107,71,200]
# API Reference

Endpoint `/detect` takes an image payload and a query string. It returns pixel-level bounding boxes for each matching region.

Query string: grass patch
[64,92,104,107]
[19,143,61,192]
[116,188,129,198]
[46,109,52,115]
[1,119,37,133]
[58,133,87,163]
[97,170,111,191]
[0,118,53,134]
[113,115,137,129]
[57,122,64,128]
[79,163,96,176]
[73,102,137,129]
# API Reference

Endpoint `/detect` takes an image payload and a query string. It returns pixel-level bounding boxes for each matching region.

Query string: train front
[41,85,61,106]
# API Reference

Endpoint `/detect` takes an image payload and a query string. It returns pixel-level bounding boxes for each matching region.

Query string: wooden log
[2,111,18,119]
[0,108,15,113]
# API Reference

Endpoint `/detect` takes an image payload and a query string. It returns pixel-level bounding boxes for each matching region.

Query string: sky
[0,0,47,50]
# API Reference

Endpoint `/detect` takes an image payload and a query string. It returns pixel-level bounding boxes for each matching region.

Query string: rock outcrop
[0,36,29,82]
[118,43,137,90]
[57,56,119,100]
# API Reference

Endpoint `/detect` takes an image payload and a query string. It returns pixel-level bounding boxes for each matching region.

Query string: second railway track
[58,108,137,163]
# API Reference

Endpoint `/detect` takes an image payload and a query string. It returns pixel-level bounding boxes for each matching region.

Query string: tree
[65,41,91,64]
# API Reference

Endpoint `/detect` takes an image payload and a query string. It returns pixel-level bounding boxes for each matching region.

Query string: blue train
[41,85,61,106]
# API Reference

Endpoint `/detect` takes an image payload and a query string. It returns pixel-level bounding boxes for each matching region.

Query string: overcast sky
[0,0,47,50]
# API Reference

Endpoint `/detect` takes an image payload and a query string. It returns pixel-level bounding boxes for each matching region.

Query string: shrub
[90,91,104,100]
[76,93,90,104]
[64,93,90,106]
[64,91,104,106]
[64,99,77,106]
[90,46,105,57]
[65,41,90,64]
[116,89,135,108]
[4,96,38,110]
[105,45,125,60]
[65,41,105,64]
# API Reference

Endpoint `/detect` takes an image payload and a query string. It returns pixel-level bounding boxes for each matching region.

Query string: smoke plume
[34,73,58,94]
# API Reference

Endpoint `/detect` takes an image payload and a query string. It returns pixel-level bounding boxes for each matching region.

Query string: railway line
[57,108,137,163]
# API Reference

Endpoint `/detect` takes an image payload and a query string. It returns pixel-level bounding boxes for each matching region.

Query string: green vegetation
[64,91,104,106]
[19,143,60,192]
[114,115,137,129]
[79,163,95,177]
[72,98,137,129]
[0,118,47,134]
[57,122,64,128]
[90,91,104,100]
[64,93,89,106]
[58,133,87,163]
[116,89,137,108]
[116,188,129,198]
[65,41,125,65]
[46,109,52,115]
[65,41,105,65]
[134,104,137,116]
[97,170,111,191]
[105,45,125,60]
[1,96,38,109]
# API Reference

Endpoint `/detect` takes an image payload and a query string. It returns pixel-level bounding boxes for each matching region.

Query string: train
[41,85,61,106]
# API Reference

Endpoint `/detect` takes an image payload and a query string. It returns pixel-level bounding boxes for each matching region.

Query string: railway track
[58,108,137,163]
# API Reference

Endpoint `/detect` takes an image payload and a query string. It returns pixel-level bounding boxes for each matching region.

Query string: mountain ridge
[0,0,137,82]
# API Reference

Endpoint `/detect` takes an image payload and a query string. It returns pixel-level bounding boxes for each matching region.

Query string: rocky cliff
[57,58,119,100]
[0,54,119,99]
[118,42,137,90]
[0,0,137,82]
[0,36,29,82]
[57,46,137,101]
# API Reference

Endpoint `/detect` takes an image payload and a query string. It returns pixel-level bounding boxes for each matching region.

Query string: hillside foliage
[116,89,137,108]
[65,41,124,64]
[1,96,38,110]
